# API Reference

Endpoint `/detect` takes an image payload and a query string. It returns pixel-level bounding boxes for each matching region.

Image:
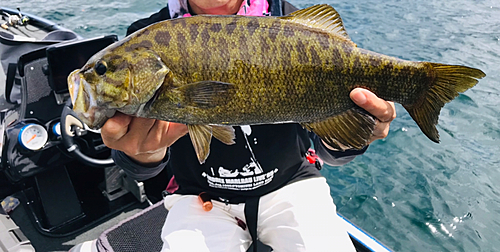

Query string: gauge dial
[18,124,48,150]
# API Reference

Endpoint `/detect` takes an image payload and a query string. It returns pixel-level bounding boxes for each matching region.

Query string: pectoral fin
[188,125,213,164]
[177,81,235,108]
[302,107,375,150]
[188,124,236,164]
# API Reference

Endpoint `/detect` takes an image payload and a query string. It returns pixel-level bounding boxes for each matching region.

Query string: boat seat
[41,30,79,41]
[71,198,378,252]
[84,200,272,252]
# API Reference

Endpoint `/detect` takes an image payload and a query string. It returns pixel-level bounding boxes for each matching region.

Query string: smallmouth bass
[68,4,485,164]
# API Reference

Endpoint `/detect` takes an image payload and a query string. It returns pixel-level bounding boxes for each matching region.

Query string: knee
[162,230,210,252]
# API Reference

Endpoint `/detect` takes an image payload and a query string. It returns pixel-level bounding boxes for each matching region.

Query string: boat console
[0,7,148,240]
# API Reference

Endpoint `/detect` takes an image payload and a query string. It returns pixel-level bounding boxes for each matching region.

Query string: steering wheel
[60,99,115,167]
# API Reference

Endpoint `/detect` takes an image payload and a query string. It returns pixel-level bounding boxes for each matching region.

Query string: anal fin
[302,107,375,150]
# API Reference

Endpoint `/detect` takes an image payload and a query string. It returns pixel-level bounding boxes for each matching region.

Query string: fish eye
[94,61,107,75]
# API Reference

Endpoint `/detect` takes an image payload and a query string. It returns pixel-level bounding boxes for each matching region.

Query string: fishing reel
[1,8,29,29]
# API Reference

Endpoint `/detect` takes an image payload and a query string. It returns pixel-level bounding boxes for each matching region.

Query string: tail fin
[403,63,485,142]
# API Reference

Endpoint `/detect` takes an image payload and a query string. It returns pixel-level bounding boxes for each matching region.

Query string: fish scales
[68,4,484,163]
[119,16,428,124]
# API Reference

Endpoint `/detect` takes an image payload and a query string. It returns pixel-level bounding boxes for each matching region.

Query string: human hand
[100,112,188,166]
[350,88,396,144]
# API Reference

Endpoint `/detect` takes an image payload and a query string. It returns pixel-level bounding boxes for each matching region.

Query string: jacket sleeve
[112,149,169,181]
[308,132,368,166]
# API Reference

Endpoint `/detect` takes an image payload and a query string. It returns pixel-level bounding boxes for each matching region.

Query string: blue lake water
[5,0,500,251]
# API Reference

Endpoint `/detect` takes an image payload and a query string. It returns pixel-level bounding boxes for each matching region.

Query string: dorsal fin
[280,4,355,46]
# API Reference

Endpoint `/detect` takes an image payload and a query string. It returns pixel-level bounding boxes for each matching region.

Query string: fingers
[101,112,132,145]
[100,111,189,165]
[164,122,189,146]
[369,121,391,144]
[350,88,396,123]
[350,88,396,144]
[124,116,158,146]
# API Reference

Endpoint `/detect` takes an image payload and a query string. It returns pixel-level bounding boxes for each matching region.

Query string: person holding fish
[102,1,393,250]
[66,0,482,251]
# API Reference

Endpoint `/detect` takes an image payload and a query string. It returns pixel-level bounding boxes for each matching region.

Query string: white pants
[161,177,356,252]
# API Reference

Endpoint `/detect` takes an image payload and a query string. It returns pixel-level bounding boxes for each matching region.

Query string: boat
[0,7,392,252]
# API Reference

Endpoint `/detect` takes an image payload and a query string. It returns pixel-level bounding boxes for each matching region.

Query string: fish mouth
[68,69,80,106]
[67,70,115,129]
[80,106,114,130]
